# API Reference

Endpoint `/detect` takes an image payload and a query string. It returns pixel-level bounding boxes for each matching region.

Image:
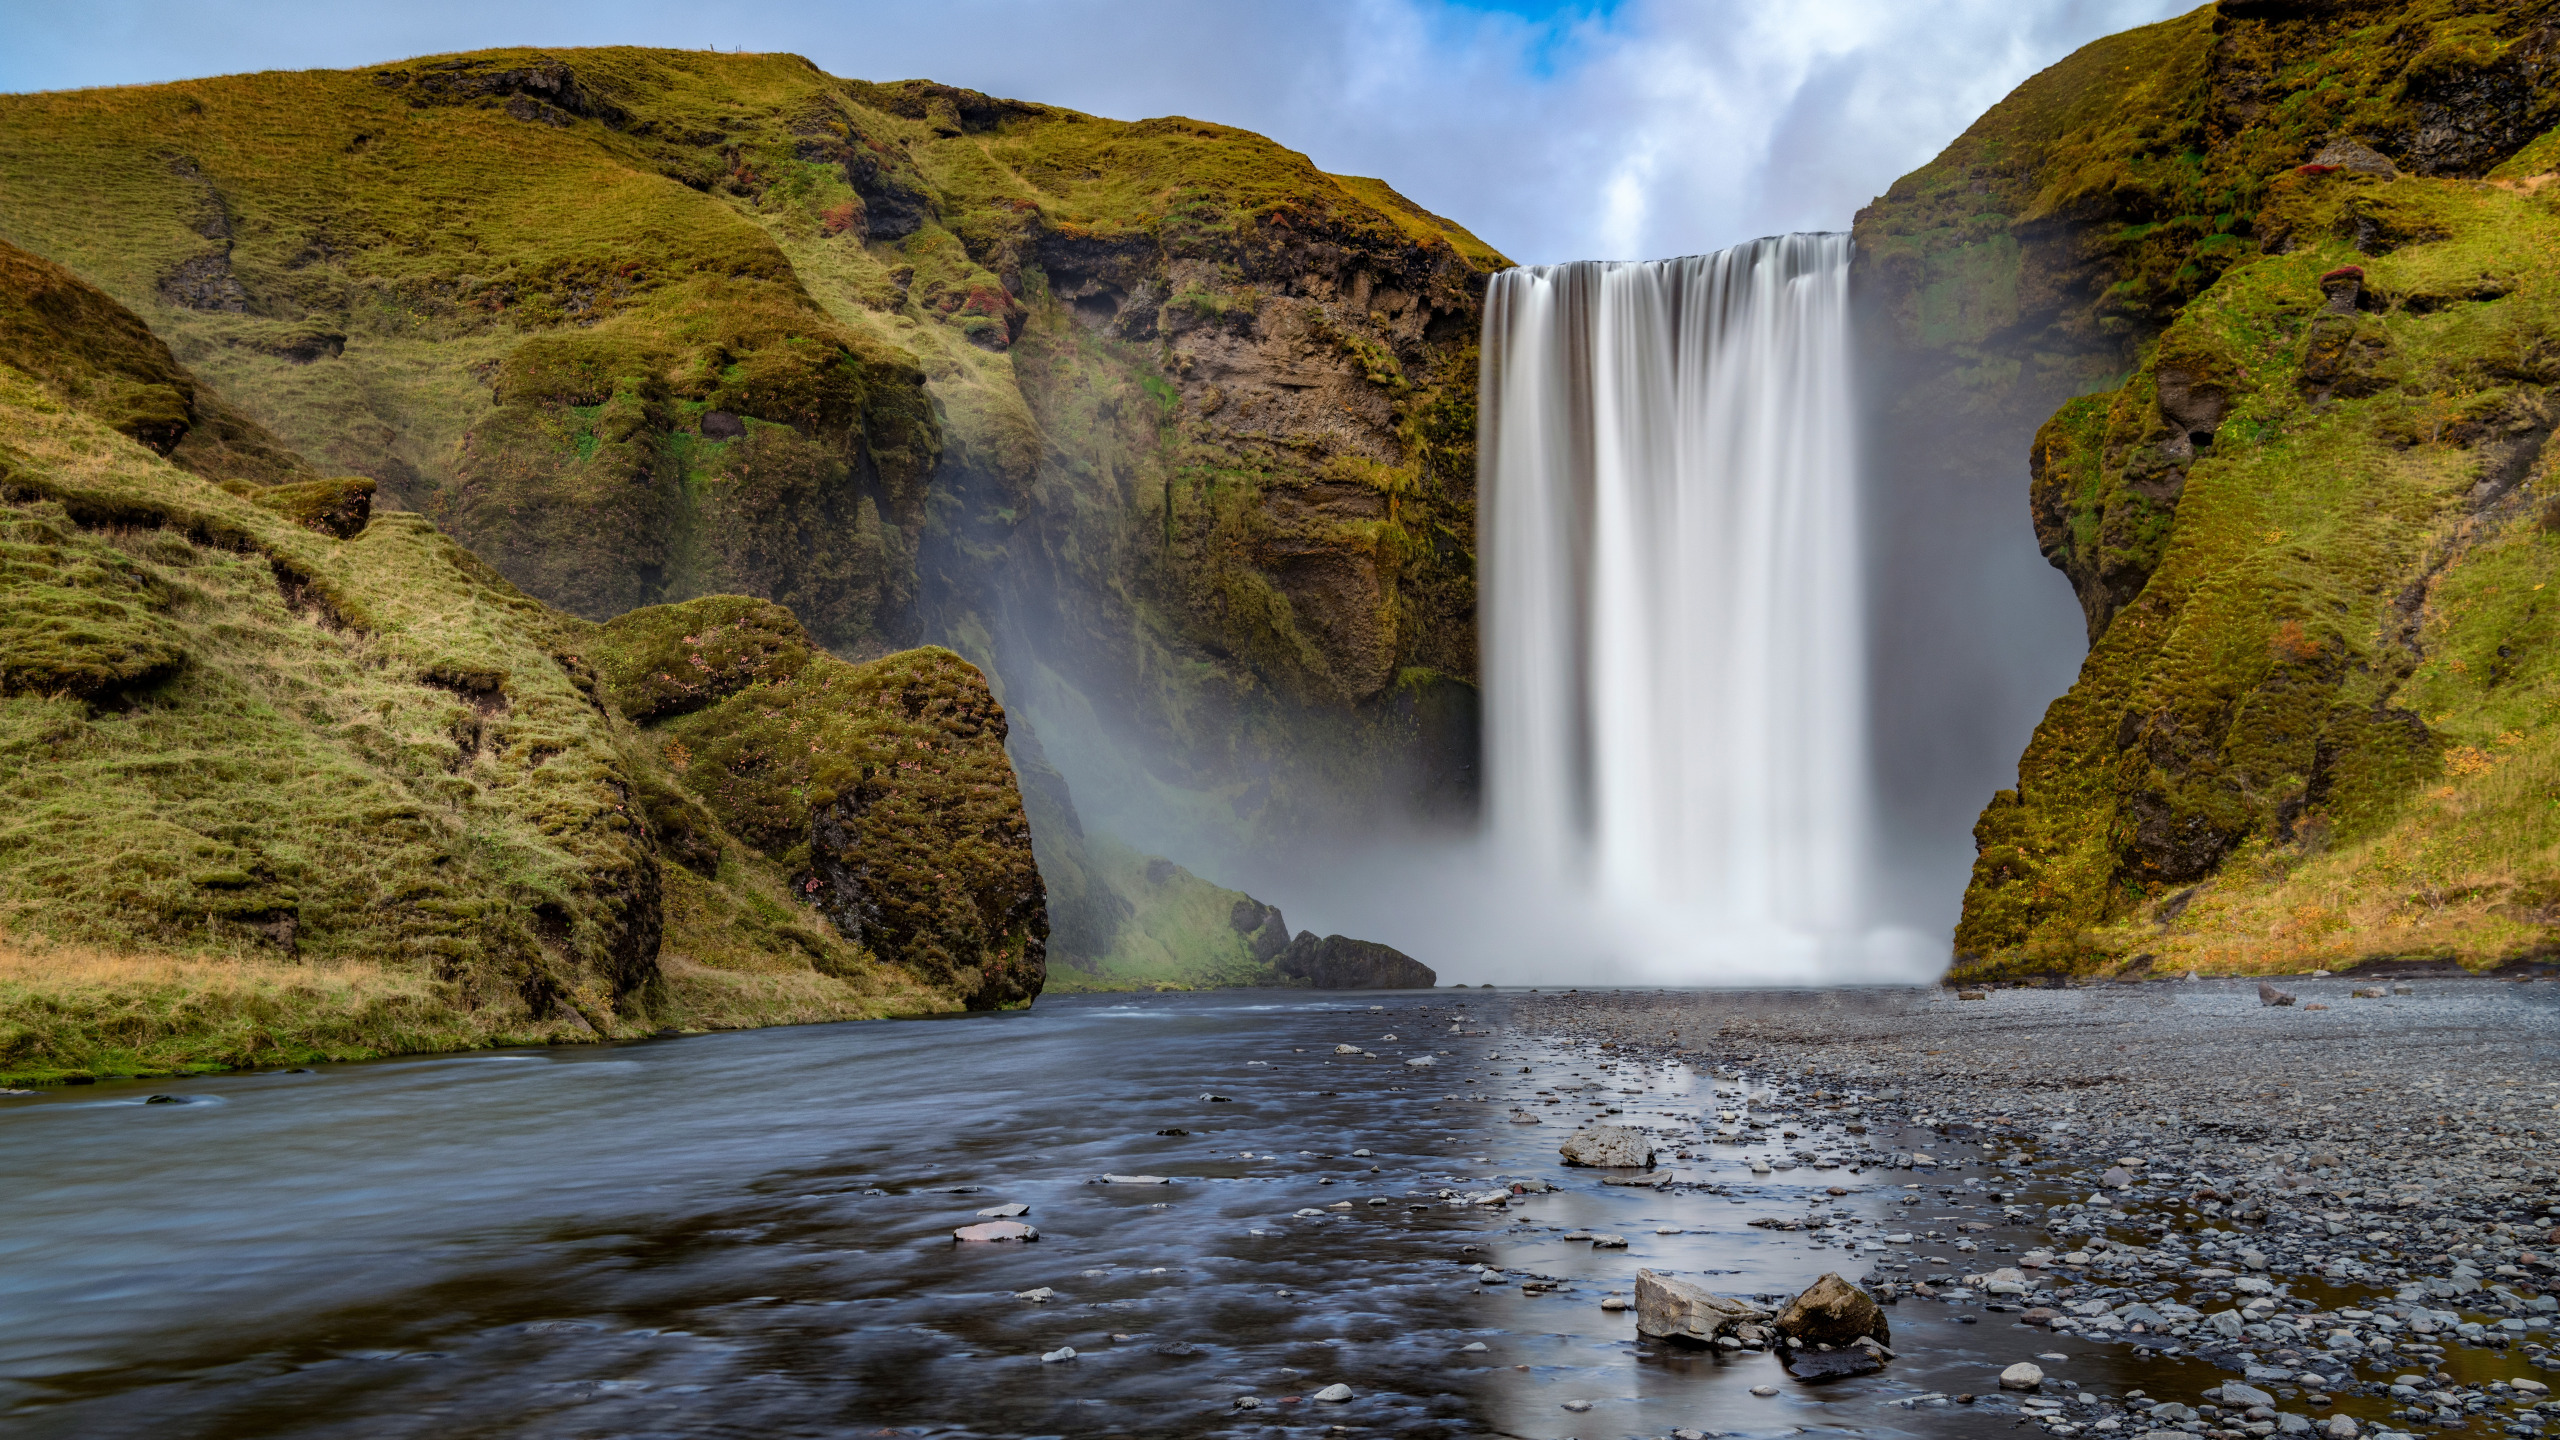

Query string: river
[2,990,2244,1437]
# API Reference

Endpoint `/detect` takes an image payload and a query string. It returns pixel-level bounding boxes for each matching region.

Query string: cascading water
[1482,233,1928,979]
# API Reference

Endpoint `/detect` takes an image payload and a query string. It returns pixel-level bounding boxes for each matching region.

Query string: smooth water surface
[1,991,2199,1438]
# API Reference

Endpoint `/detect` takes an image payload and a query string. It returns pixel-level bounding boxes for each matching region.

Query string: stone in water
[954,1220,1038,1242]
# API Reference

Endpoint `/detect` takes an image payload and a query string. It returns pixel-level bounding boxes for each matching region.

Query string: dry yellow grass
[0,928,959,1084]
[0,930,567,1082]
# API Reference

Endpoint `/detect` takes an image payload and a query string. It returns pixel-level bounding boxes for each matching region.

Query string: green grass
[0,239,1055,1080]
[1038,835,1276,992]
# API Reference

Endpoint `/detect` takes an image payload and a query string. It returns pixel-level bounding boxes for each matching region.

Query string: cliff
[0,48,1500,985]
[1857,0,2560,977]
[0,241,1045,1082]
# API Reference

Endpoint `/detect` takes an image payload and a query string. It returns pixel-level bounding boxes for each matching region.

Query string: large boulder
[1273,931,1435,988]
[1559,1125,1653,1168]
[1230,898,1294,963]
[1773,1273,1889,1346]
[1634,1270,1769,1345]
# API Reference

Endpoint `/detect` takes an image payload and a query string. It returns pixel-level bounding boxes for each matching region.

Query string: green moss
[1952,166,2560,978]
[592,599,1045,1007]
[0,249,1057,1080]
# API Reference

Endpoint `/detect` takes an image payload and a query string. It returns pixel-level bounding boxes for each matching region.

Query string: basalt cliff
[0,49,1494,1002]
[1859,0,2560,978]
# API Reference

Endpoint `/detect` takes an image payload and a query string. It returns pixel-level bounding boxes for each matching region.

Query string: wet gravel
[1505,975,2560,1439]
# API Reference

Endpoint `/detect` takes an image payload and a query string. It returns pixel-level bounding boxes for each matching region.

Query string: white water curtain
[1481,234,1871,973]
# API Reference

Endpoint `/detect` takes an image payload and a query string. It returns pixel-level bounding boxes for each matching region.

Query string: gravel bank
[1508,977,2560,1439]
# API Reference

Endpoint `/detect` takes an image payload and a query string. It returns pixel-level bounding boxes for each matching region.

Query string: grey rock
[2260,983,2297,1007]
[1999,1361,2044,1390]
[1559,1124,1653,1168]
[1274,933,1435,989]
[1635,1269,1771,1345]
[1784,1338,1887,1379]
[2311,139,2398,178]
[2222,1382,2276,1407]
[953,1220,1038,1241]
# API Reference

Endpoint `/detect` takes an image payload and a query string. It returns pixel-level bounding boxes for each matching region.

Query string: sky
[7,0,2199,266]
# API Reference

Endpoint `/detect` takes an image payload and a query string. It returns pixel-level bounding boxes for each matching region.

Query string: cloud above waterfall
[16,0,2193,264]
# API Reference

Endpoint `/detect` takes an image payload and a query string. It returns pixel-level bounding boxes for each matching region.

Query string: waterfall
[1482,233,1912,978]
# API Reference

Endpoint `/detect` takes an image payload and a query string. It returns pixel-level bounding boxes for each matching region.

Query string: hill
[0,239,1045,1082]
[0,47,1504,985]
[1855,0,2560,978]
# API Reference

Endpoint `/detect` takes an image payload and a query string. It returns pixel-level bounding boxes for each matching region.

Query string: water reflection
[0,991,2394,1437]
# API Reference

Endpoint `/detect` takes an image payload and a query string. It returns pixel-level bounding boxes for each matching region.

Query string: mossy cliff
[0,48,1501,983]
[0,241,1044,1082]
[1858,0,2560,977]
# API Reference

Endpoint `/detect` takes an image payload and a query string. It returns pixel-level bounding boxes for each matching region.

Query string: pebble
[1311,1382,1352,1402]
[1040,1346,1075,1362]
[2000,1361,2044,1390]
[976,1202,1030,1218]
[1015,1287,1054,1302]
[1749,1384,1778,1396]
[1490,980,2560,1440]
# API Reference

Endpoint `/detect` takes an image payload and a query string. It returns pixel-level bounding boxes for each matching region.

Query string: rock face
[1558,1125,1654,1169]
[1773,1273,1889,1347]
[595,599,1049,1010]
[1273,932,1435,989]
[1633,1269,1768,1345]
[1854,1,2560,978]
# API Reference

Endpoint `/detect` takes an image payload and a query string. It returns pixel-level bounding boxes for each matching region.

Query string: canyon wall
[1857,0,2560,976]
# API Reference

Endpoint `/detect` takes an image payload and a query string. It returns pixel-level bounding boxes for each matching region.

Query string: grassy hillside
[0,241,1044,1082]
[1857,0,2560,976]
[0,48,1503,982]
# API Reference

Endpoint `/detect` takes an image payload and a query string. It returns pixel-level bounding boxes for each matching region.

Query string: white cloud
[3,0,2193,262]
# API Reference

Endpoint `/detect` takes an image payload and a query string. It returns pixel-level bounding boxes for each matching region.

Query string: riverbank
[1508,977,2560,1438]
[0,934,951,1086]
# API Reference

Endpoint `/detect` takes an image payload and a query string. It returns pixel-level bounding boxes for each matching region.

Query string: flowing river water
[0,990,2374,1438]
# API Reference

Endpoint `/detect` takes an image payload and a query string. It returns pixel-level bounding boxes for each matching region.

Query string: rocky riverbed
[1502,976,2560,1439]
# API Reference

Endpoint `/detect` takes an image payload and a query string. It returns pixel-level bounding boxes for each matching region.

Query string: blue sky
[3,0,2193,265]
